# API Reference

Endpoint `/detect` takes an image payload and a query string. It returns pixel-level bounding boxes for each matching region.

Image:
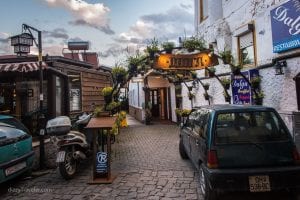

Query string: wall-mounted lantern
[274,60,287,75]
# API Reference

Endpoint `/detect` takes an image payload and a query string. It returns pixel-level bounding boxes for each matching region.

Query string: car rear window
[0,118,29,134]
[215,111,290,144]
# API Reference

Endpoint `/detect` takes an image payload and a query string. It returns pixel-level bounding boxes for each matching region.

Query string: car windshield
[215,111,290,144]
[0,118,29,134]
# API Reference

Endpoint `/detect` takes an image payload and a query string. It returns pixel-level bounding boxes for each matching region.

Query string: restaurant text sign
[271,0,300,53]
[154,52,218,70]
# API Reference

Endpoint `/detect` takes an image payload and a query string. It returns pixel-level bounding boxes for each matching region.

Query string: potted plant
[220,77,231,90]
[162,41,175,54]
[203,92,209,100]
[176,94,183,98]
[102,87,113,104]
[230,65,242,75]
[112,66,127,83]
[223,91,231,102]
[181,109,191,117]
[250,76,261,89]
[188,92,195,100]
[190,71,197,79]
[145,108,152,125]
[219,49,233,64]
[183,36,205,52]
[253,91,264,105]
[146,38,160,59]
[207,67,216,77]
[203,83,210,90]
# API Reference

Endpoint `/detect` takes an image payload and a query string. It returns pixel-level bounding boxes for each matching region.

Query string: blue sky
[0,0,194,66]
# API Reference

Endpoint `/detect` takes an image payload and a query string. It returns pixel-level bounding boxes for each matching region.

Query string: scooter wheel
[58,148,77,179]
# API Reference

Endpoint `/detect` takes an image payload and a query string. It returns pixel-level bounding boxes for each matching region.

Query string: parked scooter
[46,113,93,179]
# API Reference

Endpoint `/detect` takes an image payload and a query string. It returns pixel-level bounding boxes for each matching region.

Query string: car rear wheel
[179,138,188,159]
[199,165,217,200]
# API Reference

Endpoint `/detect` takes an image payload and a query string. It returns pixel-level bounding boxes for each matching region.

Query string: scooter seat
[69,130,86,138]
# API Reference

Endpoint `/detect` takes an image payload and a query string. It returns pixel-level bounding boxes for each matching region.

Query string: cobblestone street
[0,117,201,200]
[0,116,295,200]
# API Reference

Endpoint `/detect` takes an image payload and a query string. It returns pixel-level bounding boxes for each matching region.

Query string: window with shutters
[199,0,208,22]
[238,32,256,66]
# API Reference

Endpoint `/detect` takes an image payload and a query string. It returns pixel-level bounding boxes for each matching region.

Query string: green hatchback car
[0,115,35,184]
[179,105,300,200]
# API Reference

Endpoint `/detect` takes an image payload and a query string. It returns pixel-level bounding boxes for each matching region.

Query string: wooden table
[86,116,117,184]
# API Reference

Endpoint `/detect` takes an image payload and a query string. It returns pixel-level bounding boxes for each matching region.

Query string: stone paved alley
[0,116,295,200]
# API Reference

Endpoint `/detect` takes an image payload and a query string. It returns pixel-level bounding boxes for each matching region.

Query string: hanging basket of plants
[220,78,231,90]
[203,93,209,100]
[253,91,264,105]
[102,87,113,103]
[231,65,242,75]
[203,83,210,90]
[207,67,216,77]
[250,76,261,89]
[162,41,175,54]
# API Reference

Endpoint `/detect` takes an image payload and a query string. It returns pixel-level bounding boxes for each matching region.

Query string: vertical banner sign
[232,69,259,105]
[96,152,107,173]
[271,0,300,53]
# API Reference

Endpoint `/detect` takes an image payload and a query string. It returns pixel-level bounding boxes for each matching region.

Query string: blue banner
[271,0,300,53]
[232,69,259,105]
[96,152,107,173]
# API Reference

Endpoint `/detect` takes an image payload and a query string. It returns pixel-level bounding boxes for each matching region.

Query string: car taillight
[207,150,218,169]
[293,147,300,165]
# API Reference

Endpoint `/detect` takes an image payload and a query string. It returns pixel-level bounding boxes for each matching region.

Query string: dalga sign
[271,0,300,53]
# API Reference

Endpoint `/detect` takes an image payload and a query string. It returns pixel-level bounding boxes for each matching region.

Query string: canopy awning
[0,61,47,73]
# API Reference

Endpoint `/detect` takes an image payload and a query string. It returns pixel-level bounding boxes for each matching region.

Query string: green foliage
[250,76,261,83]
[101,87,113,96]
[175,108,192,117]
[162,41,175,53]
[253,91,264,99]
[112,66,127,83]
[219,49,233,64]
[146,37,160,53]
[183,36,205,52]
[220,77,231,85]
[106,101,121,111]
[93,106,104,118]
[190,71,197,79]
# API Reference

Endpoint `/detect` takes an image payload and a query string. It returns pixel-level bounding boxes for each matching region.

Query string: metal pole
[38,30,45,169]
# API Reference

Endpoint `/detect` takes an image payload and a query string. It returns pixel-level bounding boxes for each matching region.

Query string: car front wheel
[199,165,217,200]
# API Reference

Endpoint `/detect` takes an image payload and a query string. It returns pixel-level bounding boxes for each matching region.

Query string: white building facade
[190,0,300,133]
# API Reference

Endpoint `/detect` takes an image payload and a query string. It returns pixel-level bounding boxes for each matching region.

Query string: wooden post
[86,116,117,184]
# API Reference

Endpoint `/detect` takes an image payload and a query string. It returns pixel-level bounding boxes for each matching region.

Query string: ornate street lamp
[10,33,33,56]
[10,24,46,169]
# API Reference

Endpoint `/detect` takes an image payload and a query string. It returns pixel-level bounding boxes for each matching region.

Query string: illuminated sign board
[154,52,218,70]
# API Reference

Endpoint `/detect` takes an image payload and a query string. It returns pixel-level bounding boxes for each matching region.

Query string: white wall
[128,80,145,108]
[192,0,300,133]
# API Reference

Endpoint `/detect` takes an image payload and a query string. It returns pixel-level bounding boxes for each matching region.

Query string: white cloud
[45,0,114,34]
[115,6,194,46]
[0,32,13,54]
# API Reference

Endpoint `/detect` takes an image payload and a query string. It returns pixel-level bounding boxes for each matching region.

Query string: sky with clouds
[0,0,194,66]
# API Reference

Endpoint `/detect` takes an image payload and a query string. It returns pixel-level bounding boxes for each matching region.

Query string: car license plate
[56,151,66,163]
[249,175,271,192]
[5,161,26,176]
